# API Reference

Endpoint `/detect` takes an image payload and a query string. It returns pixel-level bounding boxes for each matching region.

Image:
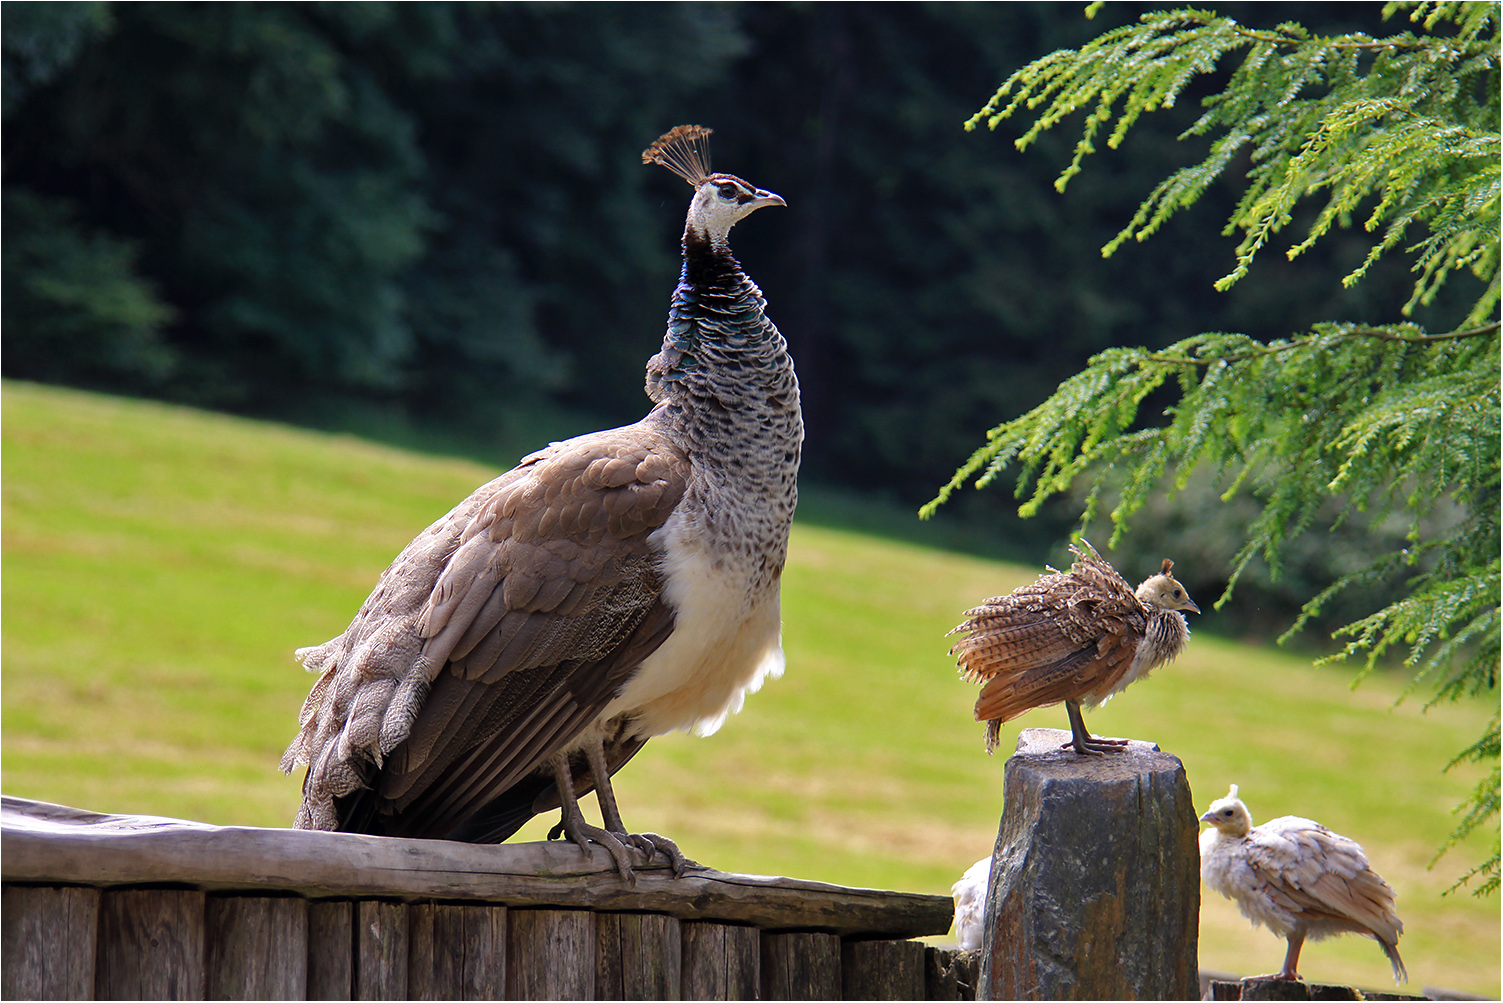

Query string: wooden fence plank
[2,797,951,939]
[205,895,307,1000]
[307,900,353,1000]
[507,908,595,1001]
[840,939,925,1000]
[96,888,206,1000]
[680,922,759,1001]
[1,885,100,1001]
[408,902,506,1001]
[760,931,841,1001]
[354,900,407,1001]
[924,946,979,1001]
[596,912,680,1000]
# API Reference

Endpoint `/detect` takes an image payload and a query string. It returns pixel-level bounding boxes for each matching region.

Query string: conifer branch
[943,2,1501,892]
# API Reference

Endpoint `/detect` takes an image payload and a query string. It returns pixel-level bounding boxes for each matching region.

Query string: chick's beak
[1185,599,1202,615]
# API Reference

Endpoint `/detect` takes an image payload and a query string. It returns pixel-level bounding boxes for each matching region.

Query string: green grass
[3,380,1497,996]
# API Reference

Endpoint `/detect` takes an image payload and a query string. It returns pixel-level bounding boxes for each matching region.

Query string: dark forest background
[2,2,1472,641]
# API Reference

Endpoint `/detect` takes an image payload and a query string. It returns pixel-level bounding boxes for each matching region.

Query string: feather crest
[642,125,714,186]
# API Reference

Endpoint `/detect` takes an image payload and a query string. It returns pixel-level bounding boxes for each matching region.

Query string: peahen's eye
[718,183,738,199]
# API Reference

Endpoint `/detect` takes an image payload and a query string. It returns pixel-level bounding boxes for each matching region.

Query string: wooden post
[978,728,1199,1000]
[96,888,206,1000]
[205,894,308,999]
[307,899,354,1000]
[680,922,760,1000]
[408,902,506,1001]
[924,946,979,1001]
[595,911,681,1000]
[507,908,595,1000]
[354,900,408,1001]
[760,931,841,1000]
[1,885,100,1000]
[841,939,926,1000]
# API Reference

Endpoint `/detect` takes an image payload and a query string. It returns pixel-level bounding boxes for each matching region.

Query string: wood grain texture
[595,912,680,1000]
[2,885,99,1001]
[408,902,505,1001]
[979,728,1199,1001]
[354,900,408,1001]
[680,922,759,1001]
[923,946,979,1001]
[1,796,951,938]
[205,895,307,1000]
[307,900,353,1000]
[841,939,926,1000]
[507,908,595,1000]
[760,931,840,1001]
[96,888,205,1000]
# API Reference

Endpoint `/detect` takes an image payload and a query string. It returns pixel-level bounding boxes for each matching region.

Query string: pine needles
[936,2,1501,893]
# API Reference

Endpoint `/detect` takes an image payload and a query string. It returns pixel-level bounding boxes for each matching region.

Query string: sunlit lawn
[3,380,1497,996]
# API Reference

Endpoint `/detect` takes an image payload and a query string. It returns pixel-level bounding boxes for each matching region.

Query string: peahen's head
[643,125,784,245]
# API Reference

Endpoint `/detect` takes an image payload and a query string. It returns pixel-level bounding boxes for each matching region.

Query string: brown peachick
[949,541,1199,755]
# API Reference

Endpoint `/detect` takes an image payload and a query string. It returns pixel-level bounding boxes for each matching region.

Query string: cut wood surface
[1,796,951,939]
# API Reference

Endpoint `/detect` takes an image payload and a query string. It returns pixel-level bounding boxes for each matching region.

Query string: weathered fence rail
[1,796,960,1001]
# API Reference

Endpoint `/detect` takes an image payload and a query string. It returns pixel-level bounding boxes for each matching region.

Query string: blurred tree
[928,2,1500,892]
[3,1,1472,596]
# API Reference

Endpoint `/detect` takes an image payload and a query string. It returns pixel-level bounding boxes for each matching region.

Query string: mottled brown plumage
[949,541,1198,754]
[282,126,798,881]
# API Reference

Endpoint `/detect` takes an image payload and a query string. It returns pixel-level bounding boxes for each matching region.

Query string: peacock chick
[949,541,1199,755]
[1199,785,1407,985]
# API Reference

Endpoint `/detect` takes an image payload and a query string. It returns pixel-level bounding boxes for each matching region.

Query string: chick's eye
[1173,589,1183,598]
[1222,809,1234,816]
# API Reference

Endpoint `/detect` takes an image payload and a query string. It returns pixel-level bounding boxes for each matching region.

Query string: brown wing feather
[284,411,689,837]
[950,544,1149,724]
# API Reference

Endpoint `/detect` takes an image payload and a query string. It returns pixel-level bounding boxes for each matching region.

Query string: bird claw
[632,832,694,876]
[550,817,643,885]
[1061,736,1129,756]
[548,822,694,882]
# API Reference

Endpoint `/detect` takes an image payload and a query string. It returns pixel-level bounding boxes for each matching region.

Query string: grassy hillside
[2,380,1496,996]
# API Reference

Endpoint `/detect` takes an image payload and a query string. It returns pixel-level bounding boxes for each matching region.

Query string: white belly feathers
[595,507,786,740]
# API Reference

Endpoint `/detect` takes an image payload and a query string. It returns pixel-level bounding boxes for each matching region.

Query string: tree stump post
[978,728,1200,1000]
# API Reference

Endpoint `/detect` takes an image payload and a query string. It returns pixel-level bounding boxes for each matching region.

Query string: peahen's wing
[282,408,688,839]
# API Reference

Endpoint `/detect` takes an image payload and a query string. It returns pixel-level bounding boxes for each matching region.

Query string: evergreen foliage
[929,2,1500,893]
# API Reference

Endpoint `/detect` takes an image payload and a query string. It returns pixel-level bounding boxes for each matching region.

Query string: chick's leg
[1063,700,1128,756]
[1276,931,1306,981]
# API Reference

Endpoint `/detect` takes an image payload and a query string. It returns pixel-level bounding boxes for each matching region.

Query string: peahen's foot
[547,822,694,879]
[628,831,693,876]
[549,816,643,883]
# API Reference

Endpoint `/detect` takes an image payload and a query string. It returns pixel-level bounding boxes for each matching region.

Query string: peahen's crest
[642,125,714,186]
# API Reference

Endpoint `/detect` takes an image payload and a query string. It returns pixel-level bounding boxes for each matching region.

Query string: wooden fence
[1,796,966,1001]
